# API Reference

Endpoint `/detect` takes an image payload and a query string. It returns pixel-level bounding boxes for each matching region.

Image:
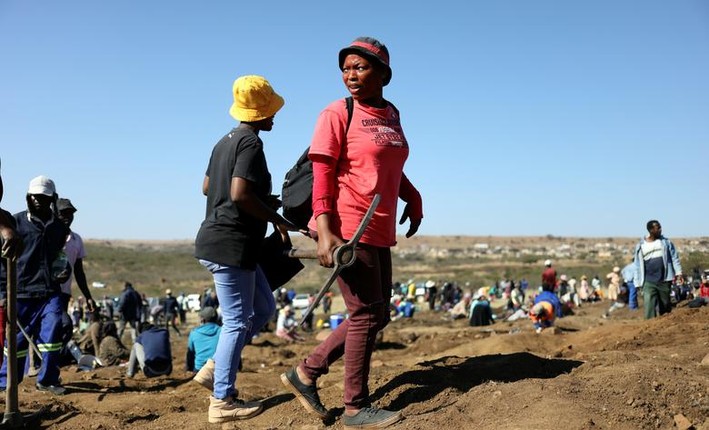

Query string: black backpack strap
[296,146,310,164]
[345,96,399,129]
[345,97,399,131]
[387,99,399,116]
[345,96,354,133]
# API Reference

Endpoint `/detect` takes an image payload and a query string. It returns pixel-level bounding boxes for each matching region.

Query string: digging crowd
[0,34,705,430]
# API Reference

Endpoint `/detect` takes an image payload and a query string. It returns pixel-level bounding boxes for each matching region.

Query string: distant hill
[81,236,709,299]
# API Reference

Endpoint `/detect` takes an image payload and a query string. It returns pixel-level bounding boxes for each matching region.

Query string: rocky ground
[2,299,708,430]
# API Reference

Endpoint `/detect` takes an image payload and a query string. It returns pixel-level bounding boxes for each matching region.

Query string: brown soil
[2,301,708,430]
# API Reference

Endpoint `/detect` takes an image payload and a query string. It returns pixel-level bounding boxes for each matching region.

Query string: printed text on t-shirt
[359,117,407,148]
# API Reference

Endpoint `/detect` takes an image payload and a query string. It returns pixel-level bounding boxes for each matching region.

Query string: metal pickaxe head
[285,194,381,329]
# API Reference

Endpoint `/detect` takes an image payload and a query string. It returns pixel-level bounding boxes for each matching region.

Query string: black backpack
[281,97,398,229]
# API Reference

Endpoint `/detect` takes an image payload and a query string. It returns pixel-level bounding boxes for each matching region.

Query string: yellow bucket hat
[229,75,285,122]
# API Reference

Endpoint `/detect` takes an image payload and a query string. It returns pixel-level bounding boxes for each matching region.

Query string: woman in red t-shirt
[281,37,423,429]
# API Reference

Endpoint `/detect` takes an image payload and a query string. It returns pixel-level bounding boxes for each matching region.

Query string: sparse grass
[83,241,212,298]
[79,238,709,299]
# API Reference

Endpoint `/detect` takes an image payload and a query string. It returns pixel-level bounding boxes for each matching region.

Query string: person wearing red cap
[281,36,422,429]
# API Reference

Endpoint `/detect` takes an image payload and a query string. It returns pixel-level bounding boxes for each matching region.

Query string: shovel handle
[285,248,318,260]
[285,245,355,267]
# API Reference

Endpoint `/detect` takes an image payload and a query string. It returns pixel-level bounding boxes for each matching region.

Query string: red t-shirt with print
[308,99,409,247]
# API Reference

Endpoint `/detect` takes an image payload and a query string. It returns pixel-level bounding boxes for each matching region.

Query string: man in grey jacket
[632,220,682,319]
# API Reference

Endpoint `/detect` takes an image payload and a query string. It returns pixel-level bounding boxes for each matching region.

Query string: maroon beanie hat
[338,36,392,86]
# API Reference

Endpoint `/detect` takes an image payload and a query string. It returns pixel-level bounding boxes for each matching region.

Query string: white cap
[28,175,56,196]
[544,259,552,267]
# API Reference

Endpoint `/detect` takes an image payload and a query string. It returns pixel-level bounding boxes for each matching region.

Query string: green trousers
[642,280,671,319]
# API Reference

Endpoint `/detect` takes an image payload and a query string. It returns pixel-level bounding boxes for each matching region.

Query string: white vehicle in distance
[91,281,106,288]
[291,293,311,310]
[186,293,202,312]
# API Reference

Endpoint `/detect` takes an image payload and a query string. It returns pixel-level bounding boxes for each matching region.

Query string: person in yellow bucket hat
[194,75,299,423]
[229,75,285,123]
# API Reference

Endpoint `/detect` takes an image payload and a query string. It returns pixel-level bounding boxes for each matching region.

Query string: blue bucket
[329,314,345,330]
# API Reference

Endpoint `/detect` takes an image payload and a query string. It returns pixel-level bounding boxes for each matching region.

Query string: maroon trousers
[300,245,392,410]
[0,306,5,369]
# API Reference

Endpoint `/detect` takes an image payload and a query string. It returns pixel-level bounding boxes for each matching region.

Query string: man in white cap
[0,176,71,395]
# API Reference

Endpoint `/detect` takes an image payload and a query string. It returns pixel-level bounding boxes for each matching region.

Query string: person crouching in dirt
[77,308,103,356]
[507,285,524,314]
[186,306,221,373]
[449,292,471,320]
[469,295,495,326]
[276,305,304,342]
[98,321,129,366]
[126,323,172,378]
[529,302,555,333]
[0,176,71,395]
[698,275,709,304]
[394,296,416,320]
[535,284,563,318]
[557,275,580,311]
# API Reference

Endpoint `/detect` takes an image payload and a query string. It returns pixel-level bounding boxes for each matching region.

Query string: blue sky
[1,1,707,240]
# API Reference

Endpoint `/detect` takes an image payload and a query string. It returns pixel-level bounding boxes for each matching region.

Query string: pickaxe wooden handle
[287,194,381,328]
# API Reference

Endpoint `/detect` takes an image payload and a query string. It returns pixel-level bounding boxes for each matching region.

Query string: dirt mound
[2,302,708,429]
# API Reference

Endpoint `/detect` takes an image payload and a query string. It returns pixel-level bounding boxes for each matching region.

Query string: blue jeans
[627,281,638,310]
[199,260,275,399]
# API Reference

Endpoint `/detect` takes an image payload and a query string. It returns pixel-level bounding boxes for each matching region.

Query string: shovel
[1,258,22,427]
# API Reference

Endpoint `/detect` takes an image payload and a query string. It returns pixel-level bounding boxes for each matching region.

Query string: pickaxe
[285,194,381,328]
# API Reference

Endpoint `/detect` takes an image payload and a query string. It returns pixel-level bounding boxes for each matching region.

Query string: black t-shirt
[194,127,271,269]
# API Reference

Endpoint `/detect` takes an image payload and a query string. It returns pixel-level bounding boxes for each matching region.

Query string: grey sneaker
[36,382,66,396]
[280,367,328,418]
[208,395,262,423]
[343,407,402,429]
